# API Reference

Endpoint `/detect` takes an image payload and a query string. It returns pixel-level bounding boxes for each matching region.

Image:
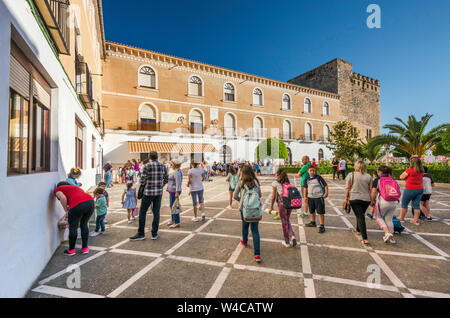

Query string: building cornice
[105,41,340,101]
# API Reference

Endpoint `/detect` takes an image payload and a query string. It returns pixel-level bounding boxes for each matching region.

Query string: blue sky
[103,0,450,133]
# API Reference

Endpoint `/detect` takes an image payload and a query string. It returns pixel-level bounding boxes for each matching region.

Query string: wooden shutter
[32,79,50,108]
[10,55,30,99]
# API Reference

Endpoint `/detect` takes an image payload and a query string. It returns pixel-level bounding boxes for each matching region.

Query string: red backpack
[281,183,302,209]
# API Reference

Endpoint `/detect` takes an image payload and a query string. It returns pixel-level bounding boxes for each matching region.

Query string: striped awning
[128,141,217,154]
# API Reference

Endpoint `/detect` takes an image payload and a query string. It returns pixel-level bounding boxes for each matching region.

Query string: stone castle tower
[288,58,381,138]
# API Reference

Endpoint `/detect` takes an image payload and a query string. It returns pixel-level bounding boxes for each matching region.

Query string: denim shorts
[401,189,424,210]
[191,190,204,206]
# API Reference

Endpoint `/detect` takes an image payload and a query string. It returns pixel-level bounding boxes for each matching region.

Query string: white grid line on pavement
[32,179,450,299]
[32,285,104,298]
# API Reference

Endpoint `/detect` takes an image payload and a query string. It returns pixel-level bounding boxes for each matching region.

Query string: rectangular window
[8,47,51,176]
[75,120,84,169]
[91,136,96,168]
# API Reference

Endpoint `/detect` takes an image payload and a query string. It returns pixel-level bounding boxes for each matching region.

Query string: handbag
[342,172,355,214]
[171,197,182,215]
[138,183,145,200]
[132,207,139,217]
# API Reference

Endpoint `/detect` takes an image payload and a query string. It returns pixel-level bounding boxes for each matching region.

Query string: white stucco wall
[0,0,103,297]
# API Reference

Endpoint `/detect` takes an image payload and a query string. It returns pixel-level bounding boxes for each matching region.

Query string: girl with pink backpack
[269,168,301,248]
[370,166,401,244]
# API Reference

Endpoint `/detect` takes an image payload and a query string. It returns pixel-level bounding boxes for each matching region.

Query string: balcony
[298,134,317,142]
[137,121,159,132]
[34,0,70,55]
[92,102,101,128]
[76,58,93,109]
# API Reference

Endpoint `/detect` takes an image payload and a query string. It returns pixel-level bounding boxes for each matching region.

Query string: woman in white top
[345,161,373,245]
[187,161,206,222]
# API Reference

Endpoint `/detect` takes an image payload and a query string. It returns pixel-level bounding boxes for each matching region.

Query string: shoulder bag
[343,172,355,214]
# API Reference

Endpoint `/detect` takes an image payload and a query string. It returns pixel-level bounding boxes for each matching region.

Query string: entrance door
[221,145,232,163]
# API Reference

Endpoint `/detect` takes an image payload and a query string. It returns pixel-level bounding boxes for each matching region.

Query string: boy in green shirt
[298,156,312,217]
[90,188,107,237]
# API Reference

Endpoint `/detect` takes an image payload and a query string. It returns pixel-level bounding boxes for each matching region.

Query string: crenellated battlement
[351,72,380,92]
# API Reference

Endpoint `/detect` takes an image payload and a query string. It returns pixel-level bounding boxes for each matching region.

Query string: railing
[75,58,93,108]
[34,0,70,54]
[137,121,159,132]
[298,134,317,141]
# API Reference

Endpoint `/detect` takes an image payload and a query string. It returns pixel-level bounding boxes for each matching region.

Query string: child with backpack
[270,168,301,248]
[370,165,402,243]
[226,167,239,208]
[303,165,328,233]
[233,165,262,263]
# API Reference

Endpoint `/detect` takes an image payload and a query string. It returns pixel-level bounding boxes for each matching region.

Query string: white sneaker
[90,231,100,237]
[192,217,199,222]
[201,213,206,221]
[281,241,291,248]
[390,237,396,244]
[167,221,173,226]
[169,223,180,228]
[128,221,132,224]
[383,232,393,243]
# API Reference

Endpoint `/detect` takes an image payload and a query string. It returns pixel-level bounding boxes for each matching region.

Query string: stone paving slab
[27,176,450,298]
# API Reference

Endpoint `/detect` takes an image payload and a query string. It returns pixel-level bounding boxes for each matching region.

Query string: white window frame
[224,112,237,136]
[305,122,313,140]
[252,87,264,107]
[253,116,265,138]
[138,102,159,122]
[322,101,330,116]
[138,65,158,89]
[188,74,204,97]
[223,82,236,102]
[304,98,312,113]
[282,93,291,110]
[283,119,292,139]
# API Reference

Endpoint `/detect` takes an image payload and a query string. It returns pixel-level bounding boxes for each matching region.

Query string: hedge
[280,163,450,183]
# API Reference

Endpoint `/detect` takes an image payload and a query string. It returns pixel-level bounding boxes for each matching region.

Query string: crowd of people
[53,153,437,263]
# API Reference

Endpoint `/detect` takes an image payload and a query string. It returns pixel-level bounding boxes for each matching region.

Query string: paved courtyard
[27,176,450,298]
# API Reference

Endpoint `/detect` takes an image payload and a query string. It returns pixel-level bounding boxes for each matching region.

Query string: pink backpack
[378,177,401,201]
[281,183,302,210]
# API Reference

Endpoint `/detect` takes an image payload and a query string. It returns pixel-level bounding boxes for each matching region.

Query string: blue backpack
[242,185,262,222]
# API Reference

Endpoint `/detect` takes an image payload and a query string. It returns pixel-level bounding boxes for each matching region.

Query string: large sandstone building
[101,42,381,164]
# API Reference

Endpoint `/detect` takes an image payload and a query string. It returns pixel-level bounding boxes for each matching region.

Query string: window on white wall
[138,66,156,88]
[224,113,236,136]
[252,88,263,106]
[189,76,203,96]
[323,125,330,141]
[282,94,291,110]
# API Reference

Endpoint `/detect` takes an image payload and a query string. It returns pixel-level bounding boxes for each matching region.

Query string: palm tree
[358,139,386,162]
[369,113,448,158]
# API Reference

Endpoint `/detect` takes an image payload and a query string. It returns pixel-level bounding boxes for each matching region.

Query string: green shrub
[280,161,450,183]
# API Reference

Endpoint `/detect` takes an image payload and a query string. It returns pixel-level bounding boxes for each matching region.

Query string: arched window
[253,88,263,106]
[283,120,292,139]
[304,98,312,113]
[253,116,264,138]
[224,83,235,101]
[323,102,330,116]
[138,66,156,88]
[305,122,313,140]
[189,76,203,96]
[224,113,236,136]
[282,94,291,110]
[287,147,293,164]
[139,104,157,131]
[318,148,324,161]
[323,125,330,141]
[190,109,203,134]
